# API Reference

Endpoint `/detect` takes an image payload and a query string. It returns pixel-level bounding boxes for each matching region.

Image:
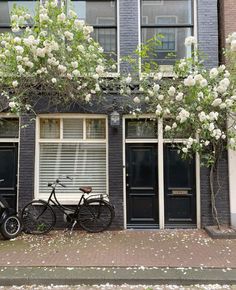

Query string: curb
[0,267,236,286]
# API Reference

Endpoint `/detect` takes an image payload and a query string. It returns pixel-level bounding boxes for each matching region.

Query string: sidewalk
[0,229,236,285]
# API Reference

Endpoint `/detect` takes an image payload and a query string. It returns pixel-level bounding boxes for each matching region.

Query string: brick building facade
[0,0,232,230]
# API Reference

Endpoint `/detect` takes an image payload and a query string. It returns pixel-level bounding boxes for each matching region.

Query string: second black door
[164,144,196,227]
[126,144,159,228]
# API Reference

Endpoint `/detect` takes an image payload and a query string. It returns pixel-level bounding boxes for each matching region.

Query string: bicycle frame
[44,184,87,221]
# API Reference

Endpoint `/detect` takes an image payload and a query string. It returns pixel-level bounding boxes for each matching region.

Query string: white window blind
[39,143,107,200]
[37,116,107,202]
[63,119,83,139]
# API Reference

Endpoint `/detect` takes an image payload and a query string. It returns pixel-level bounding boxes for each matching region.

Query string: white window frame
[122,115,201,230]
[67,0,120,76]
[35,114,109,204]
[138,0,197,75]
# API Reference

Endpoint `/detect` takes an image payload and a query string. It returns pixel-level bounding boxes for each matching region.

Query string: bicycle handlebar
[48,176,73,188]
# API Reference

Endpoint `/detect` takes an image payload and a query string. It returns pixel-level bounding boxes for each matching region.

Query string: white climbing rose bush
[120,35,236,168]
[0,0,109,112]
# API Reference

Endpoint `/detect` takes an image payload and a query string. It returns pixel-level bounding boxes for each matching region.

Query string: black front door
[164,144,196,227]
[126,144,158,228]
[0,143,18,210]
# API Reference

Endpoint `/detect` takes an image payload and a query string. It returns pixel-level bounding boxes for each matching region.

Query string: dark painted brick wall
[200,152,230,227]
[18,115,36,209]
[108,122,124,229]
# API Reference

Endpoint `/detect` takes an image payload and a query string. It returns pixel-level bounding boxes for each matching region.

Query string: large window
[37,116,108,203]
[71,0,117,59]
[0,1,38,33]
[141,0,194,65]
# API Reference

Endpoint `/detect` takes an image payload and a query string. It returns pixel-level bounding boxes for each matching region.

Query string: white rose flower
[64,31,74,41]
[39,13,49,22]
[125,75,132,84]
[165,125,171,132]
[71,61,78,69]
[72,70,80,77]
[145,96,150,102]
[198,111,207,122]
[12,80,18,87]
[153,84,160,92]
[184,75,196,87]
[200,79,208,87]
[58,65,67,74]
[211,98,222,107]
[176,92,183,101]
[158,94,164,101]
[95,84,100,92]
[17,65,25,74]
[96,65,105,75]
[15,46,24,55]
[219,78,230,88]
[57,13,66,22]
[155,104,162,115]
[182,147,188,153]
[9,101,16,108]
[85,94,91,102]
[168,86,176,96]
[209,112,219,121]
[153,72,163,81]
[172,122,177,129]
[133,97,140,104]
[219,103,227,109]
[231,39,236,51]
[216,86,227,94]
[184,36,197,46]
[226,99,233,107]
[204,140,210,146]
[208,123,215,132]
[194,74,203,82]
[197,92,204,99]
[51,78,57,83]
[148,90,154,97]
[210,68,219,79]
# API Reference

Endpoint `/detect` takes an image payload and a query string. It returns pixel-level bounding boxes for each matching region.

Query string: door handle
[126,184,129,187]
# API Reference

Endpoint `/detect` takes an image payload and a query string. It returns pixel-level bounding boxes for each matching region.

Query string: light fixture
[110,110,120,127]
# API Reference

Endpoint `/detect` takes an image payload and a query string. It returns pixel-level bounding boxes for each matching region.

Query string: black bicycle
[21,176,115,234]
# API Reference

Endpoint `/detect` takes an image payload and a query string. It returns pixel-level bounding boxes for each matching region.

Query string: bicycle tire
[0,215,22,240]
[77,199,114,233]
[21,200,56,235]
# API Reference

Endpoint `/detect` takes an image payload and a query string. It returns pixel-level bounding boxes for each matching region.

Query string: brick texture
[219,0,236,63]
[198,0,219,68]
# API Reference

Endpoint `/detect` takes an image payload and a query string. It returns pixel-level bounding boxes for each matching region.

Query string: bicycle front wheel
[78,199,114,233]
[21,200,56,235]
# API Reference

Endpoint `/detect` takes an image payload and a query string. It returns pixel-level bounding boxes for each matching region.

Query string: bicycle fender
[0,210,9,225]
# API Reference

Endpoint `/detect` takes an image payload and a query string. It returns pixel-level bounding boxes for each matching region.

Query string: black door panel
[126,144,158,228]
[164,144,196,227]
[0,144,18,210]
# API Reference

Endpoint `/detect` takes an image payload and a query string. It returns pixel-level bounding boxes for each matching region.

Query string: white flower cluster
[226,32,236,51]
[0,0,108,107]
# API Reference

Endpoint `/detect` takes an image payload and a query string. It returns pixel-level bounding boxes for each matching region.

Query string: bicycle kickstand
[70,220,77,235]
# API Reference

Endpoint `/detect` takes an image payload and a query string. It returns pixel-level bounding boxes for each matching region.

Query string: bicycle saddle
[79,186,92,193]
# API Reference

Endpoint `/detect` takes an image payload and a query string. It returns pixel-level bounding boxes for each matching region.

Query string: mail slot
[172,190,188,195]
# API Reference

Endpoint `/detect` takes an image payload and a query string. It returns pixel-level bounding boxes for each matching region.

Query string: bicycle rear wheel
[21,200,56,234]
[78,199,114,233]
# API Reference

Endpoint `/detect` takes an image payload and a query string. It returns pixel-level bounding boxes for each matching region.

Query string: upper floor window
[141,0,194,66]
[0,0,38,32]
[71,0,117,60]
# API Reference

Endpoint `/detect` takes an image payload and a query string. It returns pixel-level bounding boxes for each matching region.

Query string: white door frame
[122,115,201,229]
